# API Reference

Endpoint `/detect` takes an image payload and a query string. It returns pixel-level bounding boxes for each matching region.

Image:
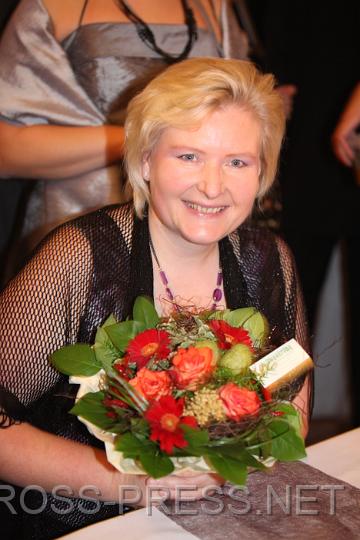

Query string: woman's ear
[142,153,150,182]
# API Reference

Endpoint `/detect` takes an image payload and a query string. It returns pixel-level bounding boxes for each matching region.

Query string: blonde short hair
[124,57,285,218]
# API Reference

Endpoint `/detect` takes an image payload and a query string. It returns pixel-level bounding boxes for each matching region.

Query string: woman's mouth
[184,201,227,214]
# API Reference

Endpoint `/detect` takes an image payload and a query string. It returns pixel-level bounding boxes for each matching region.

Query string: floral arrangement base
[52,296,312,485]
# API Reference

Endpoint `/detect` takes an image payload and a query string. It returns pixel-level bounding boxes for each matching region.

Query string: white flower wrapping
[70,372,276,476]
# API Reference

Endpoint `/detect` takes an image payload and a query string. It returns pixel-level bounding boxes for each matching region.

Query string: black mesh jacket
[0,202,310,539]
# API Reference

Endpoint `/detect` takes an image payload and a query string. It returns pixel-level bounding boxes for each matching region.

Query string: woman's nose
[197,163,224,199]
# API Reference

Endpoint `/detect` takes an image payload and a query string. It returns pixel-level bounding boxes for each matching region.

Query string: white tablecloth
[58,506,198,540]
[305,427,360,488]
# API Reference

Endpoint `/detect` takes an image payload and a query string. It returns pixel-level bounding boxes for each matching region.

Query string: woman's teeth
[185,202,225,214]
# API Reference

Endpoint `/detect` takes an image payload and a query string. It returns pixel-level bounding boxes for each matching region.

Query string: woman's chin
[177,215,245,246]
[177,226,227,246]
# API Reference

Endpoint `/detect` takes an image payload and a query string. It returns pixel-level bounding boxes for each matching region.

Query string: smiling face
[144,104,261,250]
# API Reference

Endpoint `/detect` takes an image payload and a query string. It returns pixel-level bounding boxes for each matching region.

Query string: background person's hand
[331,82,360,167]
[276,84,297,119]
[331,124,355,167]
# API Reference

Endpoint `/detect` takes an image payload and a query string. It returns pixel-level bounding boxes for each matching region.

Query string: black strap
[117,0,198,64]
[78,0,90,27]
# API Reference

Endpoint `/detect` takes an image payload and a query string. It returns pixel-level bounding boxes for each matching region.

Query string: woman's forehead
[153,105,261,153]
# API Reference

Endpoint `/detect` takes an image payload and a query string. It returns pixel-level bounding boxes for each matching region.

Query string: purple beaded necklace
[149,236,223,311]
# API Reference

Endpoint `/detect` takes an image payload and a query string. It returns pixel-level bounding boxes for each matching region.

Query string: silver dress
[0,0,247,259]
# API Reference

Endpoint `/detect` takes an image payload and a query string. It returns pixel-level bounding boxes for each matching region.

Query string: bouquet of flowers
[51,296,312,485]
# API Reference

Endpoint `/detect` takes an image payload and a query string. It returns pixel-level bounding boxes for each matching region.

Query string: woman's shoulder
[2,0,85,42]
[42,202,134,243]
[232,224,295,268]
[42,0,87,42]
[235,223,280,249]
[65,201,135,235]
[18,202,134,295]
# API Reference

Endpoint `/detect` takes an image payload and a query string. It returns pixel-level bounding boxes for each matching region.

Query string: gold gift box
[250,339,314,393]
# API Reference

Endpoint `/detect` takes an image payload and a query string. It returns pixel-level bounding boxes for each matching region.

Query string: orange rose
[219,383,261,421]
[129,368,172,400]
[171,346,215,391]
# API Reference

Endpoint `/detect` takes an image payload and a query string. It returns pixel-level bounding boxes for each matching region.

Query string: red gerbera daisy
[145,395,197,454]
[209,320,253,350]
[126,329,171,369]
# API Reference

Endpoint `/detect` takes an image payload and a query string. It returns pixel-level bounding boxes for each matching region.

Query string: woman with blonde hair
[0,57,311,539]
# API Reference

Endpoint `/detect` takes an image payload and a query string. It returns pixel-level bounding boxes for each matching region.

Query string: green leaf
[273,402,299,417]
[139,452,174,478]
[50,344,101,376]
[105,320,146,352]
[115,433,175,478]
[224,308,270,347]
[115,432,154,457]
[258,438,272,460]
[214,445,266,470]
[102,314,118,328]
[271,403,302,434]
[181,425,209,447]
[133,296,159,328]
[94,327,120,372]
[243,312,270,347]
[267,420,306,461]
[206,454,248,485]
[173,446,203,458]
[108,417,132,435]
[70,391,116,430]
[131,418,150,437]
[224,307,257,327]
[208,309,231,320]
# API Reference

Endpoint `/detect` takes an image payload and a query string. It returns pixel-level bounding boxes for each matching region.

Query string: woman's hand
[111,471,224,507]
[147,471,223,504]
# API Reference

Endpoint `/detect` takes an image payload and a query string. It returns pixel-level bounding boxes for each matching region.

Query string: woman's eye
[178,153,197,162]
[230,158,246,168]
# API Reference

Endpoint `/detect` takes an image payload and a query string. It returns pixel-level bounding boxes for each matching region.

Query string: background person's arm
[332,82,360,166]
[0,121,124,179]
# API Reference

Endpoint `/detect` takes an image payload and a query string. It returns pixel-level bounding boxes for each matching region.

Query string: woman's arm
[292,374,311,439]
[0,421,220,505]
[0,422,126,501]
[0,0,124,180]
[0,121,124,179]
